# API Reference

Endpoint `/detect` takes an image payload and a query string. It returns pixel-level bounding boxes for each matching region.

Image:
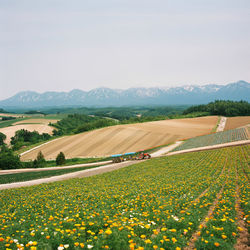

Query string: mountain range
[0,80,249,108]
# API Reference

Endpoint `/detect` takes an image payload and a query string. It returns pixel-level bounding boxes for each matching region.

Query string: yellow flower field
[0,145,249,249]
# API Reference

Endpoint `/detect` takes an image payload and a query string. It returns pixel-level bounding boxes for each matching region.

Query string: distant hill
[0,80,249,108]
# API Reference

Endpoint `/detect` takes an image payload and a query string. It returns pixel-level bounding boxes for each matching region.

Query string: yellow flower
[170,229,176,233]
[105,229,112,235]
[74,242,79,247]
[172,238,177,243]
[140,235,146,239]
[214,242,220,247]
[222,234,227,239]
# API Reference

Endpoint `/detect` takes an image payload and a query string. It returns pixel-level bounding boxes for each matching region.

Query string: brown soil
[21,116,218,160]
[224,116,250,130]
[0,123,55,144]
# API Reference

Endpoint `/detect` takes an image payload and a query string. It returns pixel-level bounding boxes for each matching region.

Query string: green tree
[0,145,22,170]
[33,151,46,168]
[56,152,66,166]
[0,132,6,145]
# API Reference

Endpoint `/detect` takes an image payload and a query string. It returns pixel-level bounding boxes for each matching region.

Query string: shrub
[56,152,66,166]
[33,151,46,168]
[0,145,22,170]
[0,132,6,145]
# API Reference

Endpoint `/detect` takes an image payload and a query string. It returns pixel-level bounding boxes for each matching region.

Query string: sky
[0,0,249,101]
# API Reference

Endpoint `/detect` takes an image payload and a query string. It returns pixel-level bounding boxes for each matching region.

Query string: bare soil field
[0,122,55,144]
[224,116,250,130]
[0,113,25,117]
[13,118,58,125]
[21,116,218,160]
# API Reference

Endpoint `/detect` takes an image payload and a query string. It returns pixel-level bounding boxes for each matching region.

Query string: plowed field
[224,116,250,130]
[0,119,57,144]
[21,116,218,160]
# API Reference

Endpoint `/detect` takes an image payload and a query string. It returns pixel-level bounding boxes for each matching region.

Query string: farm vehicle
[111,151,151,163]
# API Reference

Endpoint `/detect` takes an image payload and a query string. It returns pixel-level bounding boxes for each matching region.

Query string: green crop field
[0,145,249,249]
[172,127,249,152]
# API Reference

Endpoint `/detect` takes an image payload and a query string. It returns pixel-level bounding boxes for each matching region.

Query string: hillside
[20,116,218,160]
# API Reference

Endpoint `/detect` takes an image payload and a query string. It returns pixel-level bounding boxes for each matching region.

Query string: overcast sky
[0,0,249,101]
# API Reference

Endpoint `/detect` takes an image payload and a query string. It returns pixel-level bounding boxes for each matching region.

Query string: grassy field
[0,145,249,249]
[172,127,249,152]
[0,164,108,184]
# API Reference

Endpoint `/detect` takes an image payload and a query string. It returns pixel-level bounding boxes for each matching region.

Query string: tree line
[183,100,250,116]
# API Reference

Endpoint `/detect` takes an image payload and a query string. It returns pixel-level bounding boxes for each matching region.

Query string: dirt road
[0,160,112,175]
[150,141,183,157]
[216,116,227,132]
[0,161,140,190]
[166,139,250,156]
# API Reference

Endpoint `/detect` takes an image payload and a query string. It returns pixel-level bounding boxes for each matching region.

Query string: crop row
[172,127,249,152]
[0,145,249,249]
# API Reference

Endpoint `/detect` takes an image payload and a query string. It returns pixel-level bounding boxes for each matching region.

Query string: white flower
[41,232,44,235]
[28,241,33,245]
[171,215,179,221]
[14,239,19,243]
[87,245,94,249]
[58,247,64,250]
[64,244,69,248]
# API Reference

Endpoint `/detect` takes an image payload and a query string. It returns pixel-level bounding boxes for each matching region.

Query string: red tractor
[136,151,151,160]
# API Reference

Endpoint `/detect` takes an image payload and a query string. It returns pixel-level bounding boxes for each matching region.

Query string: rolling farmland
[0,145,249,249]
[20,116,218,160]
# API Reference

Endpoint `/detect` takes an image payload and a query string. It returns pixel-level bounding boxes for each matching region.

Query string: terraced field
[172,127,249,152]
[21,116,218,160]
[0,145,249,249]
